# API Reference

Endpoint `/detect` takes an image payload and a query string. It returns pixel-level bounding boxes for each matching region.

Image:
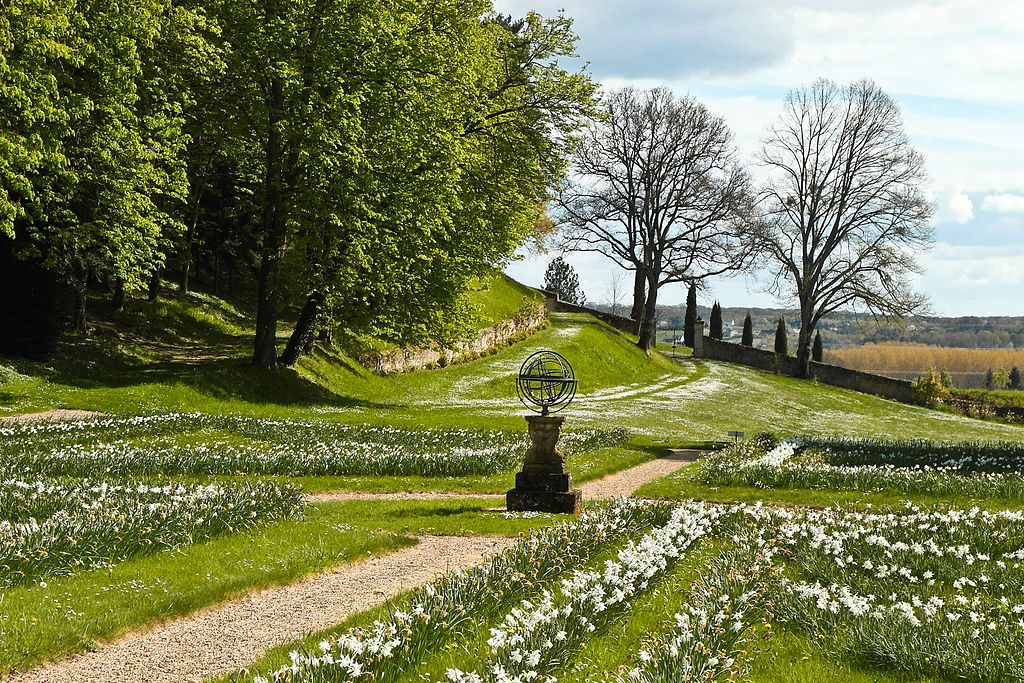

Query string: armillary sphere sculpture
[507,350,581,514]
[515,350,577,416]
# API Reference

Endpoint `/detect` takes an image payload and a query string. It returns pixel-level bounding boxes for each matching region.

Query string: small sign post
[727,430,744,442]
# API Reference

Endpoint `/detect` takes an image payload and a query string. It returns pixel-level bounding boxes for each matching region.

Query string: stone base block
[506,488,581,514]
[515,471,572,492]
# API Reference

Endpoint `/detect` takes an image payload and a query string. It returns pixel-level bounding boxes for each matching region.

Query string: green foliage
[741,312,753,347]
[543,255,586,305]
[709,301,722,340]
[913,368,951,407]
[811,330,823,362]
[774,317,788,356]
[1011,366,1022,390]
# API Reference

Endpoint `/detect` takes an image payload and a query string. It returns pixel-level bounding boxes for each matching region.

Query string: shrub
[812,330,823,362]
[741,312,753,347]
[912,367,950,407]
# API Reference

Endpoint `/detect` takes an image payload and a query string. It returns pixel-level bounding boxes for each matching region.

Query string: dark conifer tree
[709,301,723,340]
[1011,366,1022,390]
[543,256,586,306]
[683,282,697,347]
[812,330,823,362]
[741,312,753,347]
[775,317,788,356]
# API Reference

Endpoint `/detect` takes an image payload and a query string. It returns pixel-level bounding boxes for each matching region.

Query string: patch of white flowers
[443,503,729,683]
[0,413,626,478]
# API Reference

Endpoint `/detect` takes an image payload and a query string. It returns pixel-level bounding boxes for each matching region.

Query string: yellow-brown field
[828,343,1024,374]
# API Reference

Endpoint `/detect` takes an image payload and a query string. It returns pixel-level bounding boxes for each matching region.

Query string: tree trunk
[148,270,161,302]
[251,76,288,370]
[636,275,660,353]
[280,291,323,366]
[794,305,813,378]
[71,261,88,333]
[630,267,646,334]
[112,277,125,311]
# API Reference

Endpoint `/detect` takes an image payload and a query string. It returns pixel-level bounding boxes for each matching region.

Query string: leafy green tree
[741,312,753,347]
[543,256,586,306]
[683,283,697,347]
[7,0,207,331]
[812,330,823,362]
[709,302,723,340]
[205,0,597,367]
[775,317,788,356]
[992,368,1010,390]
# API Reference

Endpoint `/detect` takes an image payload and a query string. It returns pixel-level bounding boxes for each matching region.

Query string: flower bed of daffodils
[1,477,302,586]
[0,413,626,478]
[245,492,1024,683]
[697,437,1024,499]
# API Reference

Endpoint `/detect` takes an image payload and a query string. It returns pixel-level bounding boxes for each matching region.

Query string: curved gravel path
[7,536,513,683]
[578,449,702,499]
[306,450,704,503]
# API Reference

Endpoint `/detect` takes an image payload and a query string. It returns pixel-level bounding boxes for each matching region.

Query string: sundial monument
[507,350,581,514]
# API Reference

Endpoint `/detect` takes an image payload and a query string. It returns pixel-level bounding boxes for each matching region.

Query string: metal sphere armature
[516,350,577,415]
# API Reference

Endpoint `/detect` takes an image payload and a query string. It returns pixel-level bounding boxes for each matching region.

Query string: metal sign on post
[728,430,744,442]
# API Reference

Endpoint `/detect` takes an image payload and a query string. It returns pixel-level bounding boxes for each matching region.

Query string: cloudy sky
[497,0,1024,316]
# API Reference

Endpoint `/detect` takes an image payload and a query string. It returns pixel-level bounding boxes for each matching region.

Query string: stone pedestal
[506,414,581,514]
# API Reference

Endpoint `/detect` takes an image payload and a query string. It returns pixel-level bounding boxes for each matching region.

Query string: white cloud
[946,189,974,224]
[981,194,1024,214]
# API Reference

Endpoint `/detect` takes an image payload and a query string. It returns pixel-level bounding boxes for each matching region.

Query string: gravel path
[306,490,502,502]
[579,449,703,499]
[0,409,104,423]
[8,535,513,683]
[306,450,704,504]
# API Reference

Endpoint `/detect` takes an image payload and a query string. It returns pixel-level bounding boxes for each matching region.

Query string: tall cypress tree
[775,317,788,356]
[683,282,697,347]
[812,330,823,362]
[1011,366,1022,391]
[741,312,753,347]
[709,302,723,340]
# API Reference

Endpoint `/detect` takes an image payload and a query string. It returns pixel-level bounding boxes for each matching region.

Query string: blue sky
[497,0,1024,316]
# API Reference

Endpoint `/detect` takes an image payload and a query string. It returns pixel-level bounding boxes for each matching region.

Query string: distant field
[828,343,1024,388]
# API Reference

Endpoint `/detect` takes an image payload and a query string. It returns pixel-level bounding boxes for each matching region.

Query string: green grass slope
[3,290,1024,443]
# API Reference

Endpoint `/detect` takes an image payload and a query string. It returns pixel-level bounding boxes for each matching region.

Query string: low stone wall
[699,335,914,403]
[359,303,547,374]
[538,289,637,334]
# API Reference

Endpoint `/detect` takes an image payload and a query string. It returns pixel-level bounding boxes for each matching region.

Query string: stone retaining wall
[538,289,637,334]
[698,333,915,403]
[359,303,547,374]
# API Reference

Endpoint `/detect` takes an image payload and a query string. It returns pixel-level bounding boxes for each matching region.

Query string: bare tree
[605,270,625,316]
[557,87,757,352]
[756,79,934,378]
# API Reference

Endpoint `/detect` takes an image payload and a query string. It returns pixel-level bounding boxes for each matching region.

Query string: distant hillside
[589,302,1024,351]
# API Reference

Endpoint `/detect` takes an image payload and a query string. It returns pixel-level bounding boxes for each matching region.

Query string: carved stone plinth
[506,414,582,514]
